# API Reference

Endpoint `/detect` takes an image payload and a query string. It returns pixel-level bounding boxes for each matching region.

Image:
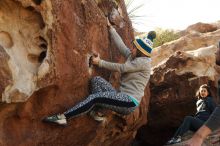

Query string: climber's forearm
[109,26,131,58]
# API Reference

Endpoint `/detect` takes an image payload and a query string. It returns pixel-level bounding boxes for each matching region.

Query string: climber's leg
[43,91,137,125]
[43,76,127,125]
[63,91,137,119]
[90,76,115,94]
[89,76,116,121]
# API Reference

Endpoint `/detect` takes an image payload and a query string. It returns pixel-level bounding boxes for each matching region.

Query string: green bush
[153,28,180,47]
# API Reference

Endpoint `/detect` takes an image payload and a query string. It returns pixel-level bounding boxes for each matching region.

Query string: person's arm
[108,26,131,58]
[184,125,211,146]
[98,58,148,73]
[91,54,149,73]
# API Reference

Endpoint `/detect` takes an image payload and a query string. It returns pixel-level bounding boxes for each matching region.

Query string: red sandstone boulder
[178,22,218,37]
[151,29,220,67]
[0,0,150,146]
[186,22,218,33]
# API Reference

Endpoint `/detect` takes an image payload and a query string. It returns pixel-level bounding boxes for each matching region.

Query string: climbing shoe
[89,110,106,122]
[166,136,181,145]
[43,114,67,126]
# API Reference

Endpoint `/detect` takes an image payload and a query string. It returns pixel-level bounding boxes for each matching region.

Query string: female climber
[43,18,156,125]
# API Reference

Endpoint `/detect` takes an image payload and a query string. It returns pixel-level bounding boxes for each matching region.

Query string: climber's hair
[195,84,212,99]
[131,41,146,57]
[136,48,145,57]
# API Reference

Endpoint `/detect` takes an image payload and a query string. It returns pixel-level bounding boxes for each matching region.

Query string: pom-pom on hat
[133,31,156,57]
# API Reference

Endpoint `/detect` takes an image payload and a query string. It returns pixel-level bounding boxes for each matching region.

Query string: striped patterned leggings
[64,76,137,119]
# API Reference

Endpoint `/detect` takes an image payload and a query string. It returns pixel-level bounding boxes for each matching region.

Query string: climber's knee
[91,76,104,83]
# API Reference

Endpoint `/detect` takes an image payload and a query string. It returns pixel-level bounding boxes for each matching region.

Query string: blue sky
[127,0,220,31]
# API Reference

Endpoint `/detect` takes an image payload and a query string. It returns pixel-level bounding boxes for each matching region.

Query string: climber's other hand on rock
[92,53,100,65]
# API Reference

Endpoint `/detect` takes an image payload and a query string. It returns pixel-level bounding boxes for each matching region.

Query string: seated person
[166,84,216,145]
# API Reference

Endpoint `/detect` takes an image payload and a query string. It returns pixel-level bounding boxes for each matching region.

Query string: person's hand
[91,53,100,65]
[106,17,112,27]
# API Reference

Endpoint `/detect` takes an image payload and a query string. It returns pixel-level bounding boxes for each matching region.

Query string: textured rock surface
[0,0,49,102]
[135,26,220,146]
[180,22,218,35]
[0,0,150,146]
[151,28,220,67]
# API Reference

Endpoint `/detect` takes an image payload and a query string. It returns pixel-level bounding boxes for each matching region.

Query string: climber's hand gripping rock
[91,53,100,66]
